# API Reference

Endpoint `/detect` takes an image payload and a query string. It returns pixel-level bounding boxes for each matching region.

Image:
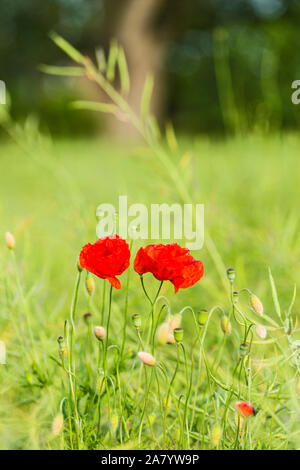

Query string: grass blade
[39,65,85,76]
[71,100,118,114]
[49,32,84,64]
[268,267,282,321]
[141,75,154,119]
[106,40,119,82]
[117,46,130,95]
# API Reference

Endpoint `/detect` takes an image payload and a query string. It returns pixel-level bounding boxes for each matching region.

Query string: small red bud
[236,401,256,418]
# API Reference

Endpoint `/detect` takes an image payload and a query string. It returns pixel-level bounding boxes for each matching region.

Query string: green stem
[121,240,133,359]
[100,279,106,325]
[103,284,113,371]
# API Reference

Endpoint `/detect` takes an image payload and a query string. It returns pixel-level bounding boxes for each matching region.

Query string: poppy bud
[198,309,208,325]
[226,267,235,282]
[236,401,256,418]
[5,232,15,250]
[132,314,141,328]
[163,394,171,410]
[96,374,105,394]
[85,275,95,296]
[138,351,156,366]
[174,328,183,343]
[250,293,263,316]
[211,425,222,447]
[156,322,170,345]
[77,258,83,272]
[83,312,92,326]
[57,336,67,359]
[167,333,175,344]
[221,316,231,336]
[169,314,181,331]
[52,413,64,436]
[57,335,64,345]
[94,326,105,341]
[233,291,239,303]
[239,343,249,357]
[255,324,267,339]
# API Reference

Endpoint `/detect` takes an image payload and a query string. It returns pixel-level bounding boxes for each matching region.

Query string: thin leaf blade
[268,267,282,321]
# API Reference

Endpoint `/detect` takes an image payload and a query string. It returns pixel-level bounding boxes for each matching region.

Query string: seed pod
[138,351,156,366]
[5,232,15,250]
[255,324,267,339]
[198,309,208,325]
[174,328,183,343]
[226,267,235,282]
[156,322,170,345]
[132,314,141,328]
[52,413,64,436]
[57,336,67,359]
[169,314,181,331]
[250,294,263,316]
[163,394,171,411]
[211,425,222,447]
[83,312,92,326]
[239,343,249,357]
[85,275,95,296]
[221,316,231,336]
[236,401,256,418]
[94,326,105,341]
[96,374,105,394]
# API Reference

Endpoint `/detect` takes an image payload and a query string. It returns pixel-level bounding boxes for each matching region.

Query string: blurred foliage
[1,0,300,134]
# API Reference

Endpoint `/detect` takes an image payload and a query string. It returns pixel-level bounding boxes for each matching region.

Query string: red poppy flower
[236,401,256,418]
[134,243,204,293]
[79,235,130,289]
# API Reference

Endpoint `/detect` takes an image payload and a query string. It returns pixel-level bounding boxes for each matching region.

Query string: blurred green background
[1,0,300,136]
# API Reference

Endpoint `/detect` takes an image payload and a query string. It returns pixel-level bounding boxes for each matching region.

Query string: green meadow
[0,127,299,449]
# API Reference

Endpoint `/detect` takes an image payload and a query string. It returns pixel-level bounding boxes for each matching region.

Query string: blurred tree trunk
[110,0,168,139]
[75,0,168,139]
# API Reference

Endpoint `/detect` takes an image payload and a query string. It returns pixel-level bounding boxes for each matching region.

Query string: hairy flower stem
[68,270,82,446]
[69,270,82,370]
[101,284,113,434]
[66,320,81,448]
[121,239,133,359]
[140,276,163,352]
[212,283,235,374]
[100,279,106,325]
[181,342,193,448]
[103,284,113,371]
[163,343,185,446]
[138,366,152,446]
[158,363,183,447]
